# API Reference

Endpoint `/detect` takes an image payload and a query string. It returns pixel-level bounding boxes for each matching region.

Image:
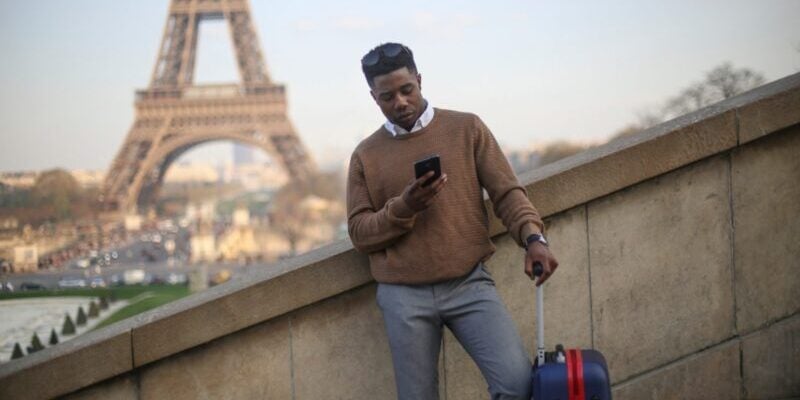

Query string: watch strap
[525,233,548,249]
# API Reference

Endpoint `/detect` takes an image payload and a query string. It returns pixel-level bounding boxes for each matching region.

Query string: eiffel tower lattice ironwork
[100,0,315,214]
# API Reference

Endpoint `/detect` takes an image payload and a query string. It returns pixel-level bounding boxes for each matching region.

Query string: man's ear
[369,89,377,102]
[417,73,422,90]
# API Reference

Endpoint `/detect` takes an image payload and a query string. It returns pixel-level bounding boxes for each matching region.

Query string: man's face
[370,67,425,131]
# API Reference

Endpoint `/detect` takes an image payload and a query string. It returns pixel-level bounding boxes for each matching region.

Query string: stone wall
[1,73,798,399]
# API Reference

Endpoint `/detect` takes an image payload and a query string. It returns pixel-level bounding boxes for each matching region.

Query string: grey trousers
[376,263,532,400]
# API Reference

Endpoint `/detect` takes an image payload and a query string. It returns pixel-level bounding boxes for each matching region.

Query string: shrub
[62,314,76,335]
[11,343,24,359]
[76,306,87,326]
[88,301,99,318]
[27,333,44,353]
[49,328,59,345]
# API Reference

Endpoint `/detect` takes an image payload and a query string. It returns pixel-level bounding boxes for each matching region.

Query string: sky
[0,0,798,172]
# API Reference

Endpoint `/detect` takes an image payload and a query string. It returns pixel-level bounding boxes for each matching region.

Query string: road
[1,227,261,291]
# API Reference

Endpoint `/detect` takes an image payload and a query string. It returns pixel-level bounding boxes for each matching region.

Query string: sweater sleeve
[472,116,545,247]
[346,151,418,253]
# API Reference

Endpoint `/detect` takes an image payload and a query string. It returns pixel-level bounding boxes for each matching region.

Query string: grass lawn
[0,285,191,330]
[92,285,190,329]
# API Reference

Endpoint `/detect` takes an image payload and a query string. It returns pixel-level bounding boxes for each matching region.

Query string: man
[347,43,559,400]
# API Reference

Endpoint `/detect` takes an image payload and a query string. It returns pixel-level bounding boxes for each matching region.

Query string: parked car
[89,276,107,288]
[1,282,14,292]
[123,269,153,285]
[58,277,87,289]
[166,272,188,285]
[19,282,46,291]
[210,269,231,286]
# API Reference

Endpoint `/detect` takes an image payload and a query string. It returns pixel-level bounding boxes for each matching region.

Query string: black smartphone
[414,155,441,187]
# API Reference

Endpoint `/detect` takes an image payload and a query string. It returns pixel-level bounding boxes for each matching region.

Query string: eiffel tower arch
[100,0,315,215]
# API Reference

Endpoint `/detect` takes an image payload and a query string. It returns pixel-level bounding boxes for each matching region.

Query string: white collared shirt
[384,101,434,137]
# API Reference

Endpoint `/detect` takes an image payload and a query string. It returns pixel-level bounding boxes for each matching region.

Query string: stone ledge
[1,72,798,399]
[503,72,800,235]
[132,239,370,367]
[509,109,736,232]
[0,315,136,400]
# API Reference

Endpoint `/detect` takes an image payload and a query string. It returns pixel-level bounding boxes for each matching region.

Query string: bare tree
[706,63,765,99]
[537,141,590,166]
[796,41,800,70]
[269,181,308,256]
[661,63,765,121]
[268,171,346,256]
[612,62,766,140]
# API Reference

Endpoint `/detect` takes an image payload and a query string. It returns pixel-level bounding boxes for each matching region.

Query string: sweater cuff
[386,196,417,229]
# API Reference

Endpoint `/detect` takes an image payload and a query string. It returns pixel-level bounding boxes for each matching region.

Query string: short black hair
[361,42,418,87]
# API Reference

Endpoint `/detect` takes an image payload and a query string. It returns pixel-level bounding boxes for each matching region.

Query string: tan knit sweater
[347,108,544,284]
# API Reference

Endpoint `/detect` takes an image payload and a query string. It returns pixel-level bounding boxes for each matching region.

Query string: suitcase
[530,263,612,400]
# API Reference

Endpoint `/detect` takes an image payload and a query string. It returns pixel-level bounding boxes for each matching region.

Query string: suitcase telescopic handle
[533,262,545,367]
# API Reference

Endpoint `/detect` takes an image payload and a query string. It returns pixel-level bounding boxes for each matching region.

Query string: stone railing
[2,73,798,399]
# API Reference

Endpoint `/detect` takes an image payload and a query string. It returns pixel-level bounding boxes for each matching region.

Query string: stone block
[732,126,800,334]
[0,318,133,400]
[742,314,800,399]
[132,240,371,367]
[612,340,741,400]
[537,205,593,351]
[738,82,800,144]
[588,156,736,382]
[291,284,396,400]
[138,315,292,400]
[61,373,138,400]
[443,206,591,398]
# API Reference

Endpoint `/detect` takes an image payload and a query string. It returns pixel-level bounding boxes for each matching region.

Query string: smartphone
[414,155,441,187]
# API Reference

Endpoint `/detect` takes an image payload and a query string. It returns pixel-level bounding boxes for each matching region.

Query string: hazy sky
[0,0,798,172]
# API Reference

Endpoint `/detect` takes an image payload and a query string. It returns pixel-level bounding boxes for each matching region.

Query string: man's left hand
[524,243,558,286]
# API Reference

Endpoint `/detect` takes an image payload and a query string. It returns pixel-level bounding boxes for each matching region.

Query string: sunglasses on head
[361,43,411,67]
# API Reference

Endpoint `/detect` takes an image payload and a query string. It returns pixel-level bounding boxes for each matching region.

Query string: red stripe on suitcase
[574,350,586,400]
[567,349,586,400]
[566,349,574,399]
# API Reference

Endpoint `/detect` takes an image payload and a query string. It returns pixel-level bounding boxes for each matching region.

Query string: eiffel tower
[100,0,315,214]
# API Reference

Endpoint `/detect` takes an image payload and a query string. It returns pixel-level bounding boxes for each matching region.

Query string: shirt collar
[385,100,434,137]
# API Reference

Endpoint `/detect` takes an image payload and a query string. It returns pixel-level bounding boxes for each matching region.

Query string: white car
[123,269,146,285]
[166,273,188,285]
[58,277,87,289]
[89,277,107,288]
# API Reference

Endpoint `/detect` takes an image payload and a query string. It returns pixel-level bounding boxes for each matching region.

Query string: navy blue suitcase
[530,264,612,400]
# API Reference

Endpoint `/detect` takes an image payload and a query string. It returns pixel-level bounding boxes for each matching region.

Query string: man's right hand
[402,171,448,212]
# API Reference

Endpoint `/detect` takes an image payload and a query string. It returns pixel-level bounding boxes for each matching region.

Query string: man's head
[361,43,426,131]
